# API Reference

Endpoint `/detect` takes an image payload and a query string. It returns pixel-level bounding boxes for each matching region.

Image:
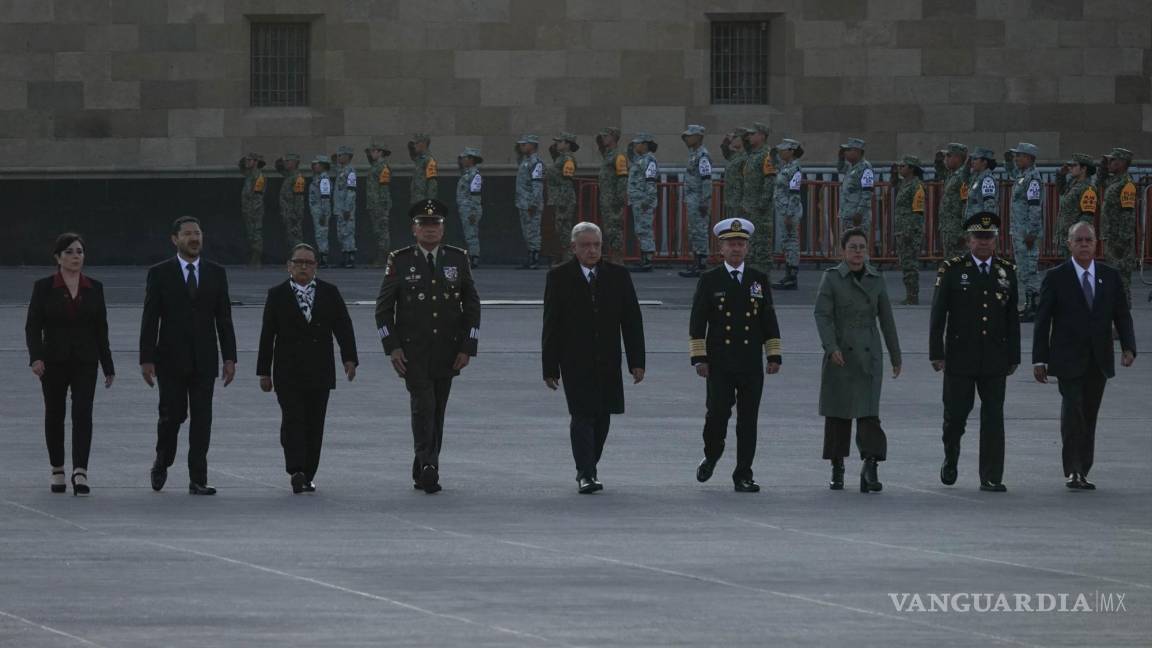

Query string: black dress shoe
[1065,474,1082,490]
[420,464,440,494]
[577,477,597,494]
[696,458,716,483]
[829,458,845,490]
[150,466,167,492]
[940,456,958,486]
[860,458,883,493]
[188,482,217,495]
[979,481,1007,492]
[734,479,760,493]
[1078,476,1096,490]
[291,472,308,494]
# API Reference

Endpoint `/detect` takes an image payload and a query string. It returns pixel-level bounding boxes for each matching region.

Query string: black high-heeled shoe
[829,458,845,490]
[860,458,882,493]
[51,467,66,493]
[71,469,90,496]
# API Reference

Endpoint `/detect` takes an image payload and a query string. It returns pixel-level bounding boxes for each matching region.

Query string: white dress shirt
[724,261,745,283]
[581,264,597,282]
[178,255,200,282]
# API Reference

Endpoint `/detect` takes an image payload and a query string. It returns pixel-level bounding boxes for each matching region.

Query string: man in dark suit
[257,244,359,494]
[376,199,481,494]
[1033,222,1137,490]
[689,217,782,493]
[929,212,1020,492]
[543,221,646,494]
[139,216,238,495]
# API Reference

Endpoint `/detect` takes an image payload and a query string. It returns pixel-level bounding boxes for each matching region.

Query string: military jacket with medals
[689,264,782,373]
[929,254,1021,377]
[375,244,481,378]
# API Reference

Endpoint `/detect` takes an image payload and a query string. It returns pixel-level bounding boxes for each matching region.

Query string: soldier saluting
[929,212,1020,493]
[375,199,481,494]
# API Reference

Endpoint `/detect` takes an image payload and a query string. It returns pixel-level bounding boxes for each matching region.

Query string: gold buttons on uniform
[726,312,731,316]
[433,312,438,318]
[982,316,987,321]
[433,328,438,334]
[744,340,749,344]
[726,325,731,331]
[725,339,731,345]
[745,325,750,331]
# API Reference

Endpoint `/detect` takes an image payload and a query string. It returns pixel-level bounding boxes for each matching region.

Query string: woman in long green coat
[814,228,902,492]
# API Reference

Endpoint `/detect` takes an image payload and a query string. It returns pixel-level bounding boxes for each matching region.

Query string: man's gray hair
[570,221,602,242]
[1067,221,1096,240]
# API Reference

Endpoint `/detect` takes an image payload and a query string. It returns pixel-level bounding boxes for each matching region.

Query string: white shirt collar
[1072,259,1096,282]
[724,261,745,275]
[177,254,200,270]
[580,264,597,280]
[970,254,994,269]
[417,244,439,259]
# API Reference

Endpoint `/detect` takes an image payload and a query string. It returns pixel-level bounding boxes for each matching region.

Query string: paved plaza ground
[1,265,1149,647]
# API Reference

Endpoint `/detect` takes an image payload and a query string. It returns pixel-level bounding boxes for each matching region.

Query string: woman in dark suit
[25,233,115,495]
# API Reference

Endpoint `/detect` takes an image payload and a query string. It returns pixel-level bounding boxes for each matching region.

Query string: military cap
[897,155,922,167]
[334,145,355,158]
[745,122,770,136]
[1068,153,1095,166]
[409,199,448,223]
[840,137,866,150]
[281,153,300,162]
[682,124,706,138]
[1009,142,1038,157]
[553,132,580,152]
[517,134,540,145]
[1103,147,1133,162]
[776,138,802,151]
[713,217,754,240]
[970,147,996,161]
[244,152,266,168]
[457,146,484,163]
[944,142,968,155]
[729,126,750,137]
[631,132,656,144]
[964,211,1000,235]
[409,133,431,145]
[310,155,331,167]
[597,126,621,139]
[365,138,392,157]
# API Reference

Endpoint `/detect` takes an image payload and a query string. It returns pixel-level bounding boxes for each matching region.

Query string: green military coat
[814,263,902,419]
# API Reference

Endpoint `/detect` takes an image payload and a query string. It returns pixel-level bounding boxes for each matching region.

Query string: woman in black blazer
[25,233,115,495]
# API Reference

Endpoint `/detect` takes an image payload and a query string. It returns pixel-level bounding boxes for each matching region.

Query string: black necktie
[588,269,597,303]
[1081,271,1094,306]
[731,269,740,284]
[186,263,198,300]
[979,262,988,275]
[427,252,435,273]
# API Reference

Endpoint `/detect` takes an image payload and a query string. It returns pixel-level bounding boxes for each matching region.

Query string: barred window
[710,21,769,105]
[250,22,309,107]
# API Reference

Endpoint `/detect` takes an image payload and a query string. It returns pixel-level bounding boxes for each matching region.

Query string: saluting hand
[222,360,236,387]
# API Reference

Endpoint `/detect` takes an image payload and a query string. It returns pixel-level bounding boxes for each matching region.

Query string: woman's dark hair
[171,215,201,234]
[912,166,924,178]
[840,227,868,249]
[52,232,85,258]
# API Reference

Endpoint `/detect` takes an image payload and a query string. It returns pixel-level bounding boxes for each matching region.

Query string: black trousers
[406,376,453,481]
[942,373,1006,483]
[822,416,887,461]
[703,370,764,481]
[1057,367,1108,477]
[155,370,215,486]
[276,389,330,480]
[40,361,98,469]
[570,413,611,478]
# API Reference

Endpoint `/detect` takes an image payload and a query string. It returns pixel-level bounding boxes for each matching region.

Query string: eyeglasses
[1070,237,1096,244]
[290,259,317,266]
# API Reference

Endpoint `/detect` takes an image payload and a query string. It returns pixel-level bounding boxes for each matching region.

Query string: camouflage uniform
[721,130,748,220]
[456,147,484,261]
[547,133,579,264]
[1004,143,1044,317]
[681,125,713,257]
[892,156,927,304]
[240,153,266,265]
[1055,154,1099,258]
[741,122,776,276]
[627,133,659,257]
[934,143,971,261]
[964,148,999,221]
[1098,147,1138,306]
[276,153,307,247]
[307,156,333,261]
[408,134,439,205]
[837,138,875,239]
[772,139,803,289]
[514,134,545,260]
[365,139,393,262]
[333,146,358,262]
[596,127,629,260]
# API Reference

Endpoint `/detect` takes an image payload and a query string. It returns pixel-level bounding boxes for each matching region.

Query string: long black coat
[542,259,645,416]
[139,257,237,379]
[256,279,359,391]
[1032,260,1136,379]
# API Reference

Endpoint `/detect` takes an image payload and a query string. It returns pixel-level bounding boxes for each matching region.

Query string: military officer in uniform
[929,212,1020,493]
[771,138,803,290]
[934,143,971,261]
[720,127,748,220]
[408,133,438,205]
[892,155,927,304]
[275,153,307,247]
[514,134,546,269]
[1004,143,1044,322]
[1096,147,1138,306]
[332,146,358,268]
[375,200,481,494]
[740,123,776,278]
[307,155,333,268]
[837,138,875,245]
[595,127,629,264]
[547,133,579,266]
[240,152,267,268]
[365,139,393,265]
[627,133,660,273]
[1055,154,1099,259]
[964,148,999,220]
[678,125,713,278]
[455,147,484,268]
[690,217,783,493]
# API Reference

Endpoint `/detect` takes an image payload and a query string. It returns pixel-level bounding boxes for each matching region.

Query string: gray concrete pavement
[1,266,1149,647]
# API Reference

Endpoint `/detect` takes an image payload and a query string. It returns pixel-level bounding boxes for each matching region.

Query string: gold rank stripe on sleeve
[763,338,782,356]
[689,338,707,356]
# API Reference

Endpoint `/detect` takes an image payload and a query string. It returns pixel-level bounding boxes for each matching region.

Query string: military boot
[629,252,653,273]
[678,254,707,278]
[1019,290,1036,323]
[773,265,799,290]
